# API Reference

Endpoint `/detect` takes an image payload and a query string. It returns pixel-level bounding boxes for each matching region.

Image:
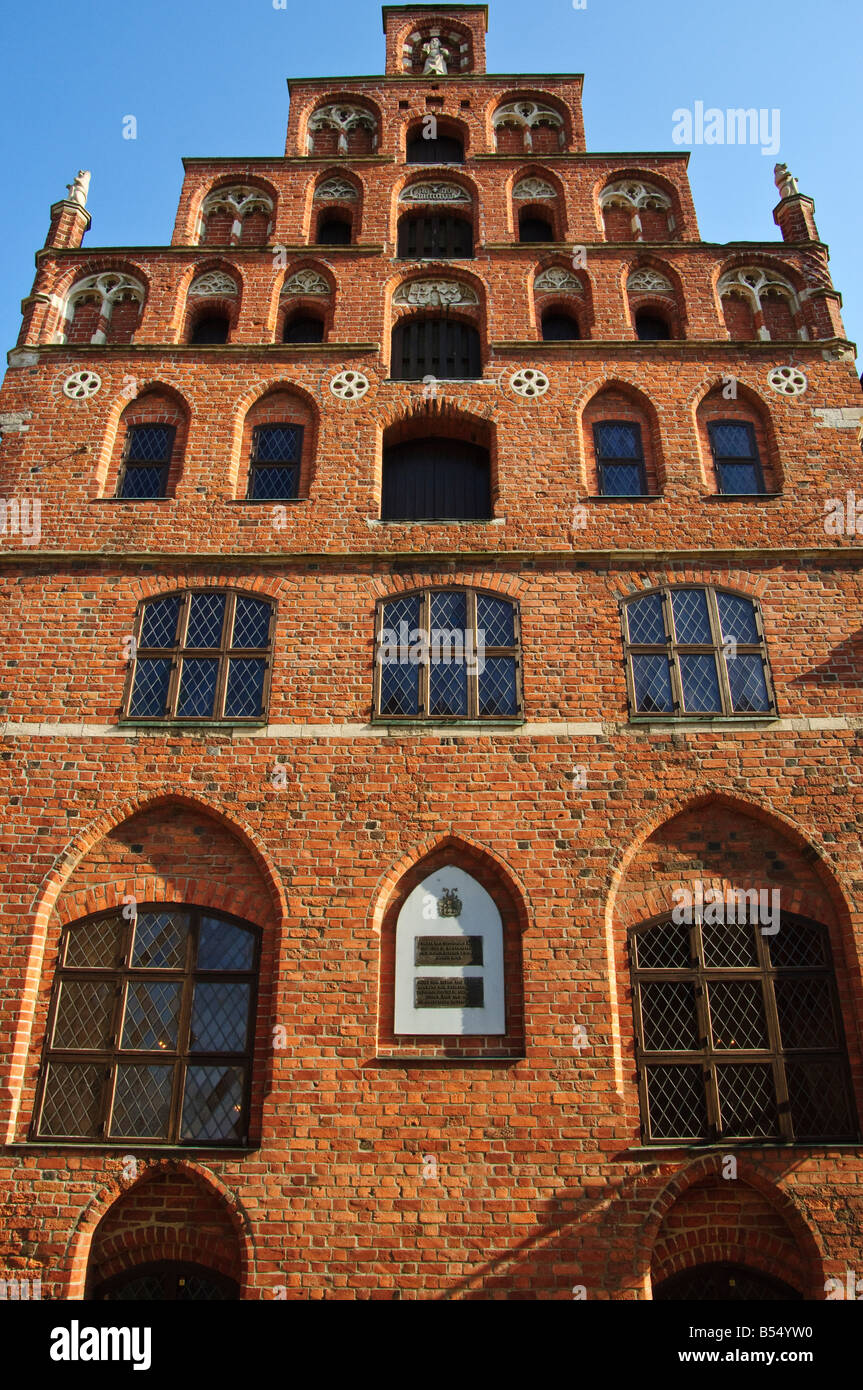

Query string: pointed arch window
[32,905,260,1145]
[622,587,776,718]
[630,911,858,1143]
[117,424,176,500]
[124,590,275,722]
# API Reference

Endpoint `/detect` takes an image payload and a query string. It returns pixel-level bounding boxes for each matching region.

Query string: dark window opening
[397,214,473,259]
[654,1265,802,1302]
[391,317,481,380]
[708,419,765,496]
[317,217,352,245]
[406,134,465,164]
[541,311,580,341]
[190,314,230,345]
[117,423,176,501]
[93,1261,240,1302]
[593,420,646,496]
[519,213,554,243]
[635,311,671,340]
[248,423,303,500]
[283,314,324,343]
[381,437,491,521]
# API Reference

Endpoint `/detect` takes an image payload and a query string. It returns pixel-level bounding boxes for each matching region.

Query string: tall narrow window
[622,587,776,717]
[391,318,481,380]
[189,313,230,344]
[247,424,303,500]
[32,906,260,1145]
[593,421,646,496]
[125,590,275,722]
[708,421,765,495]
[630,911,857,1143]
[375,589,521,720]
[117,425,176,500]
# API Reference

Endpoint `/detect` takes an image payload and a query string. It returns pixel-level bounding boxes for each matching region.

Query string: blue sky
[1,0,861,362]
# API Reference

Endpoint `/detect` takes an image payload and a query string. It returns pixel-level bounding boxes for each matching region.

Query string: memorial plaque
[414,935,484,967]
[414,977,484,1009]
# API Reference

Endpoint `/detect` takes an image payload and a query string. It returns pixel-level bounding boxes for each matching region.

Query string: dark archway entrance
[93,1260,239,1301]
[654,1262,802,1301]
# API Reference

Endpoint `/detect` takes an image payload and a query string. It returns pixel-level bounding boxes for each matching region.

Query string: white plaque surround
[393,867,505,1035]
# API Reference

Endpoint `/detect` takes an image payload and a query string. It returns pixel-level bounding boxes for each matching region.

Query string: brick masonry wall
[1,3,862,1300]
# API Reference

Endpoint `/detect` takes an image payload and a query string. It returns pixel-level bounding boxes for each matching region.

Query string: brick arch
[376,400,498,502]
[507,165,568,240]
[639,1157,825,1299]
[306,166,365,245]
[228,377,321,494]
[691,375,784,493]
[92,377,192,501]
[402,111,470,162]
[395,17,475,77]
[271,259,335,343]
[169,257,244,342]
[47,257,151,344]
[232,382,320,499]
[64,1159,255,1300]
[300,92,382,158]
[371,834,531,1059]
[186,174,279,247]
[622,255,688,338]
[530,258,594,338]
[384,264,488,347]
[391,169,478,250]
[576,375,666,493]
[368,567,525,601]
[486,91,572,154]
[594,167,684,240]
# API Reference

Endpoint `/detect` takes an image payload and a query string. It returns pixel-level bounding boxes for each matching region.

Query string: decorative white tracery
[281,270,332,297]
[393,279,479,308]
[493,102,565,153]
[626,268,674,296]
[314,178,359,201]
[188,271,239,298]
[399,182,471,204]
[200,185,274,243]
[534,266,583,294]
[62,369,102,399]
[600,180,673,240]
[330,370,369,400]
[509,367,549,398]
[513,177,557,200]
[717,266,804,342]
[307,104,378,156]
[767,365,808,396]
[61,272,146,344]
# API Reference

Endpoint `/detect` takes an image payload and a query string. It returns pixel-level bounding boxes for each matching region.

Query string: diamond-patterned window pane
[380,660,420,716]
[105,1273,167,1300]
[478,657,518,716]
[129,658,172,717]
[640,981,698,1050]
[726,653,770,712]
[476,594,515,648]
[186,593,226,649]
[626,593,666,645]
[644,1064,708,1140]
[224,658,266,718]
[601,462,645,496]
[710,422,754,458]
[190,982,251,1052]
[177,1273,235,1300]
[785,1059,856,1140]
[177,657,219,717]
[595,422,640,458]
[671,589,712,643]
[707,979,769,1049]
[120,981,182,1051]
[53,980,115,1049]
[197,918,255,971]
[110,1064,174,1138]
[381,595,421,637]
[429,660,468,716]
[716,592,759,644]
[65,914,123,969]
[774,976,838,1050]
[634,920,691,970]
[131,911,190,969]
[716,1063,779,1137]
[127,425,173,462]
[700,921,758,968]
[180,1065,245,1142]
[718,461,762,494]
[253,424,301,463]
[39,1062,104,1137]
[249,464,298,500]
[232,596,271,649]
[119,466,165,500]
[767,918,826,970]
[140,595,181,649]
[679,653,721,712]
[430,591,467,630]
[632,653,673,712]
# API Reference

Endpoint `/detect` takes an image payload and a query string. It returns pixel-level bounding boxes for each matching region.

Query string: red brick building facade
[1,3,862,1301]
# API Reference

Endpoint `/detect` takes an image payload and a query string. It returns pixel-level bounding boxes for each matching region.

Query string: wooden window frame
[708,419,766,496]
[31,905,261,1147]
[397,212,474,260]
[247,423,304,501]
[116,423,176,501]
[122,588,276,724]
[621,585,777,719]
[593,419,647,497]
[391,316,482,381]
[373,587,523,723]
[629,912,858,1145]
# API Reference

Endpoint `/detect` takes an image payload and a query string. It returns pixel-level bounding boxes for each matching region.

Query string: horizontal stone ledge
[2,547,863,565]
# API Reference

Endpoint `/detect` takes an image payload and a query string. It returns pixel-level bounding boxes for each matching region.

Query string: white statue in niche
[66,170,91,207]
[422,36,449,75]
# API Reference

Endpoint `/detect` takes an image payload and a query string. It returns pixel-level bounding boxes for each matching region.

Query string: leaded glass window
[593,421,647,496]
[708,419,765,495]
[247,423,303,501]
[622,586,776,717]
[125,590,274,721]
[33,906,259,1145]
[117,424,176,500]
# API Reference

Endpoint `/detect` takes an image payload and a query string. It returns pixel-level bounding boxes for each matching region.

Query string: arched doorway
[654,1262,802,1301]
[93,1260,239,1301]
